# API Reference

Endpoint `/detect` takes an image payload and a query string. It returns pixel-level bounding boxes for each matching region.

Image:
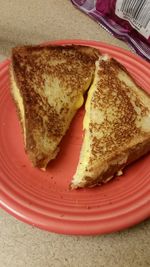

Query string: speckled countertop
[0,1,150,267]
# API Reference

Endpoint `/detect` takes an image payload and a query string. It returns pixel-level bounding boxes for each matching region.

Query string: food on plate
[10,45,99,169]
[71,55,150,188]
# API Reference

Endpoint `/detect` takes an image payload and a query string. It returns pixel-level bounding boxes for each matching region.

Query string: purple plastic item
[71,0,150,61]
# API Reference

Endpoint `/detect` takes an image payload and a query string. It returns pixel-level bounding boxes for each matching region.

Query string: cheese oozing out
[11,69,26,145]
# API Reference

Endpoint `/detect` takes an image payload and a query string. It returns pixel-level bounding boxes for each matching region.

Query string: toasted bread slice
[71,55,150,189]
[10,45,99,169]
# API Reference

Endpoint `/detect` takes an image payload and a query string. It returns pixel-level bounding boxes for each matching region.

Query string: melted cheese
[72,60,100,185]
[75,94,84,109]
[84,60,100,129]
[11,70,26,145]
[74,76,94,110]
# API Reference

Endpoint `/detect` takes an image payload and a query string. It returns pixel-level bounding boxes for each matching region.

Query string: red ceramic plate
[0,40,150,235]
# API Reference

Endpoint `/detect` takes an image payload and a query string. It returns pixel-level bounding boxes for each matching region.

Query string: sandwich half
[10,45,99,169]
[71,55,150,188]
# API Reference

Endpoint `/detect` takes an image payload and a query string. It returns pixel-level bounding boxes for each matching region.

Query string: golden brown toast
[10,45,99,169]
[71,55,150,188]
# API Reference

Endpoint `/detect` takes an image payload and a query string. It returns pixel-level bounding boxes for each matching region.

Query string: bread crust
[71,136,150,189]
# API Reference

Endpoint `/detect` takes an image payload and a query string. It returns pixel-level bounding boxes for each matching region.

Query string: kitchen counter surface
[0,1,150,266]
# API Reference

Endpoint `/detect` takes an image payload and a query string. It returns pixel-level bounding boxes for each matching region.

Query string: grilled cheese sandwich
[71,55,150,188]
[10,45,99,169]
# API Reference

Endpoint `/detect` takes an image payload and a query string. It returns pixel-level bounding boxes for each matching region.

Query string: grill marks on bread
[11,45,99,168]
[71,56,150,188]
